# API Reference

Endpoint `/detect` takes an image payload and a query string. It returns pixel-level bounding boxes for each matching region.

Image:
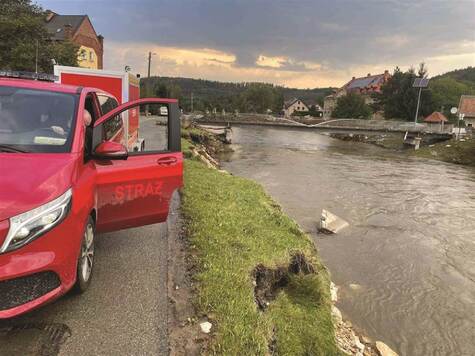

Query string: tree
[0,0,79,73]
[430,77,475,121]
[375,65,435,121]
[238,84,283,113]
[332,92,372,119]
[308,105,323,117]
[153,82,181,99]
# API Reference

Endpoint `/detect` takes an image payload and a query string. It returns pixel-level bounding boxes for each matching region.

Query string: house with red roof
[423,111,452,132]
[323,71,391,118]
[458,95,475,130]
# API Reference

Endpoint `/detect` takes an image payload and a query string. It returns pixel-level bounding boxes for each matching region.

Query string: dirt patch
[167,193,209,355]
[252,253,316,311]
[0,322,71,356]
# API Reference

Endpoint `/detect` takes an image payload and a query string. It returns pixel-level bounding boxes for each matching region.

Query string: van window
[97,95,123,142]
[0,85,77,153]
[97,95,118,115]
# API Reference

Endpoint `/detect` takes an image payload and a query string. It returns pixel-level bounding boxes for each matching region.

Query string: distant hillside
[431,66,475,89]
[429,67,475,117]
[140,76,334,112]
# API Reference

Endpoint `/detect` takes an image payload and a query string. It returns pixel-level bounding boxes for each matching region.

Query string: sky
[39,0,475,88]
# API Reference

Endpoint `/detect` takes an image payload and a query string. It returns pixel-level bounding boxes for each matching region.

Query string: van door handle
[157,156,177,166]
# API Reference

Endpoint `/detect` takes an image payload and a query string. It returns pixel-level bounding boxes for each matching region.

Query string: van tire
[73,216,95,294]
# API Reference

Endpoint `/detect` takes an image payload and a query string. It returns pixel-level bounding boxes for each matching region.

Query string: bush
[332,92,372,119]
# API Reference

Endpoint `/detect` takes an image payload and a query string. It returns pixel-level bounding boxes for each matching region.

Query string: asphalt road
[0,197,179,356]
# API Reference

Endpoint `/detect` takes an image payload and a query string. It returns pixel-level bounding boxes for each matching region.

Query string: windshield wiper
[0,144,29,153]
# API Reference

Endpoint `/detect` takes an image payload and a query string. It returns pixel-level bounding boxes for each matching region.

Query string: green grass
[181,139,339,355]
[413,138,475,166]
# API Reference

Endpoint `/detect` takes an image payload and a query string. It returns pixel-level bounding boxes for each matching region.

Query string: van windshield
[0,85,77,153]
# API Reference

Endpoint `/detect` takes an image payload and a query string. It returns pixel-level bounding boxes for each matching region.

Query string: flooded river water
[219,125,475,356]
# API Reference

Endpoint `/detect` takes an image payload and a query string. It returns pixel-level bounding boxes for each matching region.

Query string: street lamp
[146,52,157,116]
[413,77,430,126]
[147,52,157,78]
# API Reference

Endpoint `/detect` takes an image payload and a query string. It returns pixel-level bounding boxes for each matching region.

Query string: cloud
[375,35,410,48]
[40,0,475,87]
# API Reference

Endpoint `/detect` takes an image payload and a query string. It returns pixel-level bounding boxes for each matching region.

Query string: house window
[89,51,94,62]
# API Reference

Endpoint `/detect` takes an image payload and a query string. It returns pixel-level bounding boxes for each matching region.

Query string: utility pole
[147,51,152,78]
[35,39,39,74]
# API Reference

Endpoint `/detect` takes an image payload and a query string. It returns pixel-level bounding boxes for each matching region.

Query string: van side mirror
[94,141,128,160]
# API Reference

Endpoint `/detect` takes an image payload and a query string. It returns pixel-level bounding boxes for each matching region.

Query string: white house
[283,98,309,117]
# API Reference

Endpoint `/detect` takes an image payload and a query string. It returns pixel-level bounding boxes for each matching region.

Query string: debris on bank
[197,124,233,144]
[331,284,399,356]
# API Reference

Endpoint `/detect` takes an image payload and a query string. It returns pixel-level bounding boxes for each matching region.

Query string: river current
[219,125,475,356]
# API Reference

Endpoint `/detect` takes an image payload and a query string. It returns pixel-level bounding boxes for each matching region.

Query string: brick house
[283,98,309,117]
[323,71,391,118]
[44,11,104,69]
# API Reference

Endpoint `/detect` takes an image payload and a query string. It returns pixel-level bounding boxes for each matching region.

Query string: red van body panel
[0,77,183,318]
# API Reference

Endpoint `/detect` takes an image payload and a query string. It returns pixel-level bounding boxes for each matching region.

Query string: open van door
[91,98,182,233]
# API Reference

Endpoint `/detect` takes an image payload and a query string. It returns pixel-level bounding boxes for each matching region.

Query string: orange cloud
[104,41,475,89]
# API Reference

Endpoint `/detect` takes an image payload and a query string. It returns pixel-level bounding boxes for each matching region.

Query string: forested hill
[140,76,334,112]
[429,67,475,116]
[431,66,475,89]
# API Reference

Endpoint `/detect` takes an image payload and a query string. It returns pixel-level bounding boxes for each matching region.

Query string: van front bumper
[0,213,83,319]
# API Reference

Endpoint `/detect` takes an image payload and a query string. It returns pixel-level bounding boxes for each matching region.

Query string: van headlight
[0,189,72,253]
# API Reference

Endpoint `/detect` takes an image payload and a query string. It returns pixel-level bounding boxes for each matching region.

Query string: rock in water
[319,209,349,234]
[375,341,398,356]
[330,282,338,302]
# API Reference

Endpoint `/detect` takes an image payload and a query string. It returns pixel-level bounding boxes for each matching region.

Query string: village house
[323,71,391,118]
[44,11,104,69]
[424,111,452,132]
[458,95,475,130]
[283,98,309,117]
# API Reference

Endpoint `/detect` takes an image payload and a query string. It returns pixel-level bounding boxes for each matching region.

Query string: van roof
[0,78,81,94]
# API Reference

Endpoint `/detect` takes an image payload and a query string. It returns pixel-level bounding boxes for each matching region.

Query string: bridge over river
[192,115,453,141]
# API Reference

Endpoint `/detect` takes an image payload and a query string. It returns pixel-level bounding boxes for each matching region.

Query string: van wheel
[73,216,95,293]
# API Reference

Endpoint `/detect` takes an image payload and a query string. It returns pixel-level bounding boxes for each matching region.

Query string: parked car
[0,72,183,318]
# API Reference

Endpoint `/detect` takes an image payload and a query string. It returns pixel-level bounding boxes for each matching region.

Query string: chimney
[64,24,73,39]
[45,10,56,22]
[352,76,355,80]
[97,35,104,50]
[367,73,371,77]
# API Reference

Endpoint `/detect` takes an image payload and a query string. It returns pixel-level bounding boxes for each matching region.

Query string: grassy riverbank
[181,139,339,355]
[330,132,475,167]
[413,138,475,166]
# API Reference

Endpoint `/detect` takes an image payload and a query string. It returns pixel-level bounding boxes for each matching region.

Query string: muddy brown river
[219,125,475,356]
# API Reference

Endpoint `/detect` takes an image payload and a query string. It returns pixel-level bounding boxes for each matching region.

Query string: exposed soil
[182,126,233,158]
[252,253,315,311]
